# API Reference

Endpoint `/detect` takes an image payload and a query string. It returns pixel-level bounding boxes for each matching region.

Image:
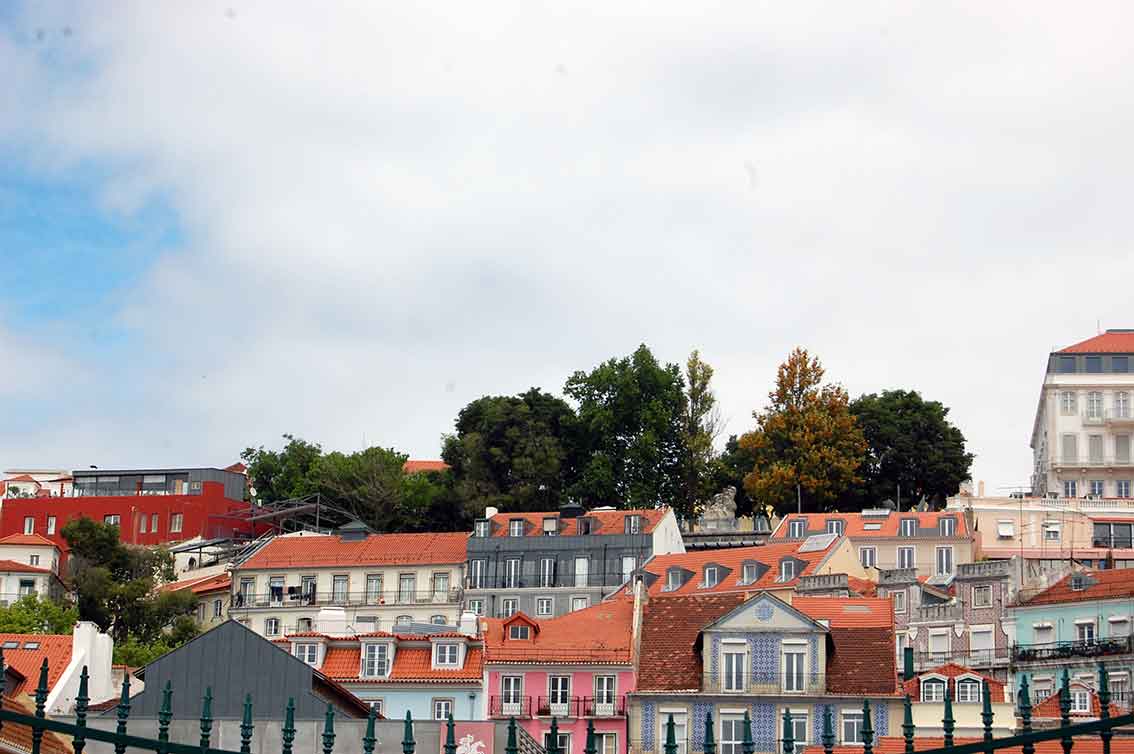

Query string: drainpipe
[903,646,915,681]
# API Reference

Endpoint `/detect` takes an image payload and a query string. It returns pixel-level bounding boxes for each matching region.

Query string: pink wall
[487,668,635,754]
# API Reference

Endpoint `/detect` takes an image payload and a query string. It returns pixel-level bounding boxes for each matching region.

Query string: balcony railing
[702,672,823,695]
[1012,636,1133,663]
[489,696,534,719]
[1053,456,1134,468]
[536,696,581,718]
[913,648,1012,669]
[489,696,626,719]
[581,696,626,718]
[466,574,627,591]
[229,588,463,609]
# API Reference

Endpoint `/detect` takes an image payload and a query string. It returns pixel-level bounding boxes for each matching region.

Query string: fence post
[403,710,416,754]
[742,710,755,754]
[281,698,296,754]
[444,714,456,754]
[199,687,214,753]
[665,714,677,754]
[585,719,597,754]
[113,671,132,754]
[705,711,716,754]
[942,689,954,749]
[240,694,255,754]
[981,679,995,754]
[548,718,560,754]
[782,710,794,754]
[1018,676,1034,754]
[73,666,90,754]
[1059,670,1072,754]
[1098,663,1113,754]
[861,700,874,754]
[364,705,379,754]
[822,706,834,754]
[506,718,519,754]
[902,696,914,754]
[30,658,49,754]
[322,703,336,754]
[159,681,174,745]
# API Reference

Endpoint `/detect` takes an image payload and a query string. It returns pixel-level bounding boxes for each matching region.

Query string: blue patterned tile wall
[642,702,656,752]
[808,637,818,688]
[711,637,720,678]
[811,704,832,745]
[693,703,711,750]
[753,702,776,752]
[750,635,780,685]
[872,701,889,737]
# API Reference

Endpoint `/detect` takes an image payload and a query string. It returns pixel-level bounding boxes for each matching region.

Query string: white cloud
[2,1,1134,492]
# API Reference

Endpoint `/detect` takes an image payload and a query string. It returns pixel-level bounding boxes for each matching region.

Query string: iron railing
[913,648,1013,668]
[700,672,823,695]
[529,696,627,718]
[1012,636,1132,663]
[229,588,463,608]
[490,696,534,719]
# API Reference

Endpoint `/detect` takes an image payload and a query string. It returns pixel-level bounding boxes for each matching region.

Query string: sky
[2,2,1133,495]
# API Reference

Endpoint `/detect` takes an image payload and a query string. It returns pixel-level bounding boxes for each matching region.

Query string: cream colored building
[228,526,468,640]
[0,533,64,603]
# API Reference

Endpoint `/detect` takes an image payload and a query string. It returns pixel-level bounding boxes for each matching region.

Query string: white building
[1,470,71,498]
[0,533,64,603]
[1031,330,1134,499]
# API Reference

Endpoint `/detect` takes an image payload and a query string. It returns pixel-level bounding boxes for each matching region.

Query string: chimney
[47,621,116,714]
[903,646,915,681]
[559,501,585,519]
[978,480,986,497]
[458,611,479,637]
[316,606,352,637]
[485,506,499,520]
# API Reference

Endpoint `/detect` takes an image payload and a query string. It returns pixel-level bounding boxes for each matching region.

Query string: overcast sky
[2,2,1132,495]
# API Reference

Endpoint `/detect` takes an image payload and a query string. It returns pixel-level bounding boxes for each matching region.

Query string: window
[150,513,158,533]
[544,732,571,754]
[1063,435,1079,464]
[1059,356,1077,373]
[431,615,446,625]
[842,712,864,744]
[1087,356,1103,374]
[332,575,349,603]
[103,514,121,527]
[501,676,523,708]
[468,599,484,616]
[741,563,759,584]
[170,513,183,533]
[504,559,521,589]
[1061,391,1077,414]
[723,646,745,691]
[269,576,285,606]
[1088,391,1105,418]
[238,578,254,604]
[625,515,642,534]
[779,560,796,582]
[1090,435,1104,464]
[265,618,280,636]
[900,519,917,537]
[594,675,616,705]
[46,517,55,536]
[508,624,530,640]
[395,615,412,626]
[433,573,450,597]
[294,643,319,665]
[22,517,33,535]
[788,520,806,538]
[537,597,553,616]
[469,559,485,589]
[1077,622,1096,643]
[213,599,223,618]
[435,643,459,666]
[826,519,844,536]
[957,679,981,703]
[297,617,313,632]
[572,596,589,611]
[928,632,950,662]
[139,516,147,534]
[361,642,389,676]
[859,547,876,569]
[921,678,946,702]
[474,520,489,537]
[540,558,556,588]
[1118,393,1131,419]
[664,568,683,592]
[1033,678,1054,701]
[1090,480,1105,497]
[659,712,688,754]
[897,546,915,569]
[549,675,571,711]
[1111,675,1130,705]
[783,647,805,692]
[596,734,617,754]
[622,555,636,583]
[892,590,907,613]
[1119,435,1132,463]
[28,555,38,566]
[970,628,993,662]
[703,566,719,588]
[1044,522,1062,541]
[939,518,956,537]
[784,711,807,754]
[1116,357,1131,374]
[972,585,992,608]
[501,599,518,618]
[1072,689,1091,713]
[935,547,953,576]
[543,518,558,536]
[1034,624,1054,645]
[509,519,524,537]
[366,574,383,604]
[399,574,417,602]
[574,557,589,587]
[721,715,746,754]
[1111,617,1131,638]
[1064,480,1078,498]
[433,699,453,721]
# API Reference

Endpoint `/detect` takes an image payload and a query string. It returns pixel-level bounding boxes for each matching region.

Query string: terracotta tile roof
[806,740,1134,754]
[487,508,667,537]
[0,634,72,696]
[1031,682,1120,719]
[403,460,449,474]
[1058,331,1134,354]
[240,531,469,569]
[771,511,967,539]
[0,560,53,575]
[640,542,836,596]
[312,640,483,683]
[903,663,1005,701]
[1021,569,1134,606]
[0,534,58,549]
[160,573,231,595]
[792,597,894,628]
[482,598,635,664]
[2,475,39,484]
[637,593,748,691]
[846,576,877,597]
[0,693,71,754]
[826,626,900,696]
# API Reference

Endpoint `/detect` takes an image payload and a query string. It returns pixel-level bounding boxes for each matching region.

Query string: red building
[0,467,255,568]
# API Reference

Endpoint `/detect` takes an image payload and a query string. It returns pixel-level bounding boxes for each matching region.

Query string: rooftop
[312,637,483,684]
[239,531,469,569]
[771,511,968,539]
[403,460,449,474]
[1057,330,1134,354]
[638,541,839,596]
[482,598,634,664]
[0,534,58,549]
[903,663,1005,701]
[637,592,748,691]
[483,508,668,537]
[1020,569,1134,606]
[159,572,232,595]
[0,634,72,696]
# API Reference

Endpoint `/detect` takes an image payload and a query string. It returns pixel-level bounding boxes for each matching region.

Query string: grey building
[464,503,684,618]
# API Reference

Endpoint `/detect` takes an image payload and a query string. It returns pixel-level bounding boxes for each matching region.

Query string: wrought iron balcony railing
[1012,636,1133,663]
[229,588,463,609]
[489,695,534,719]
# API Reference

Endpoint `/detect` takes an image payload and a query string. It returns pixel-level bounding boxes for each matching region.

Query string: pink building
[483,598,635,754]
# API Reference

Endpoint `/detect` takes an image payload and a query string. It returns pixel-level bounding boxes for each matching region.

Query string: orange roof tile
[160,573,231,595]
[806,740,1134,754]
[0,634,72,696]
[2,475,39,484]
[1021,569,1134,606]
[0,534,59,549]
[0,560,53,575]
[846,576,877,597]
[0,694,71,754]
[771,511,967,539]
[640,542,836,596]
[240,531,469,569]
[637,593,748,691]
[487,508,668,537]
[1032,682,1119,719]
[483,598,634,664]
[403,460,449,474]
[315,642,483,683]
[791,597,894,628]
[903,663,1005,701]
[1058,331,1134,354]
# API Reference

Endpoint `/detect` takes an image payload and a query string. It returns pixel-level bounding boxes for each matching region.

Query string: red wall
[0,481,254,558]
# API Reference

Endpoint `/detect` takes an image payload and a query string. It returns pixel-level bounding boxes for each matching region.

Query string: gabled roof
[239,531,469,569]
[639,542,837,596]
[637,593,748,691]
[771,511,967,539]
[1032,682,1120,719]
[2,475,40,484]
[159,573,231,595]
[317,641,484,684]
[403,460,449,474]
[0,560,53,575]
[1057,330,1134,354]
[0,534,58,549]
[0,634,72,696]
[846,576,877,597]
[486,508,668,537]
[482,598,634,664]
[903,663,1005,701]
[792,597,894,628]
[1021,569,1134,606]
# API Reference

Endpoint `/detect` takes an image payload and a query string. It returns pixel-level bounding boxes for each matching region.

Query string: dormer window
[362,643,390,677]
[543,518,558,536]
[664,568,684,592]
[578,518,593,535]
[294,643,319,666]
[826,520,845,536]
[434,643,460,667]
[509,624,530,640]
[956,678,981,703]
[900,519,917,537]
[625,515,642,535]
[509,519,524,537]
[474,520,489,537]
[778,560,796,582]
[939,518,956,537]
[703,566,719,589]
[788,520,806,538]
[741,563,758,585]
[921,678,946,702]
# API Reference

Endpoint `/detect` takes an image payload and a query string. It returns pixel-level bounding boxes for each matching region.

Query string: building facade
[0,534,65,603]
[465,506,683,619]
[1030,330,1134,499]
[482,598,635,754]
[901,664,1013,736]
[229,528,468,639]
[161,572,233,631]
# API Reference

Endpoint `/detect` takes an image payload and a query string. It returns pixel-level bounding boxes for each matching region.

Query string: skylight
[863,523,883,530]
[799,533,838,552]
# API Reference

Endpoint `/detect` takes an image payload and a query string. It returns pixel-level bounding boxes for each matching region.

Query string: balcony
[913,648,1011,670]
[465,574,628,591]
[1108,409,1134,428]
[581,696,626,718]
[914,603,963,622]
[1012,636,1133,664]
[1052,456,1134,469]
[703,672,823,695]
[536,696,581,718]
[229,588,463,610]
[490,696,533,719]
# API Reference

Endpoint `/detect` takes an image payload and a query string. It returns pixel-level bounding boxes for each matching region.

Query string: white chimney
[485,506,499,519]
[316,606,352,637]
[47,621,116,714]
[458,611,479,637]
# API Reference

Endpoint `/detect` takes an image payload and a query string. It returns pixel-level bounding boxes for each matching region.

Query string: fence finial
[548,717,561,754]
[403,710,416,754]
[862,700,874,754]
[782,710,794,754]
[322,703,336,754]
[705,710,717,754]
[240,694,254,754]
[281,697,296,754]
[1060,670,1073,754]
[743,710,755,754]
[444,713,456,754]
[822,706,835,754]
[902,695,915,754]
[72,666,90,754]
[1018,675,1034,754]
[584,719,597,754]
[33,657,49,754]
[199,686,214,752]
[1099,662,1114,754]
[506,718,518,754]
[364,705,379,754]
[664,713,677,754]
[159,680,174,744]
[981,679,995,751]
[943,688,955,749]
[113,671,131,754]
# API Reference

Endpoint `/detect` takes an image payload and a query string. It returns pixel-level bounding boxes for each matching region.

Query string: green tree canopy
[848,389,974,508]
[740,348,867,515]
[677,350,722,518]
[709,435,759,518]
[442,388,576,516]
[0,595,77,634]
[241,434,323,502]
[565,344,689,513]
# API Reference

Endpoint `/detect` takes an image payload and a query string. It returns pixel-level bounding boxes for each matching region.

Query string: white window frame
[509,519,524,537]
[434,643,460,667]
[22,517,34,535]
[433,698,453,721]
[741,563,758,584]
[1072,689,1091,713]
[265,617,280,636]
[1076,621,1096,643]
[536,597,553,616]
[658,710,688,754]
[841,710,864,745]
[362,643,390,677]
[939,518,956,537]
[935,545,954,577]
[788,520,806,538]
[972,584,992,608]
[703,566,719,589]
[664,569,683,592]
[956,678,981,704]
[782,709,807,754]
[921,677,946,702]
[859,547,876,569]
[900,519,917,537]
[897,546,915,570]
[722,643,746,692]
[170,512,183,533]
[294,643,319,666]
[720,715,746,754]
[540,557,556,588]
[779,560,796,582]
[782,643,807,693]
[574,557,589,587]
[892,589,907,613]
[571,596,589,612]
[826,519,844,536]
[508,623,529,640]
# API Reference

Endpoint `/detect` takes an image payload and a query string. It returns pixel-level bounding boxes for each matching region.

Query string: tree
[62,518,198,645]
[848,389,974,508]
[565,344,688,512]
[708,435,759,518]
[312,446,432,532]
[739,348,867,515]
[677,350,722,518]
[0,595,77,634]
[241,434,323,502]
[113,616,199,666]
[442,388,576,516]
